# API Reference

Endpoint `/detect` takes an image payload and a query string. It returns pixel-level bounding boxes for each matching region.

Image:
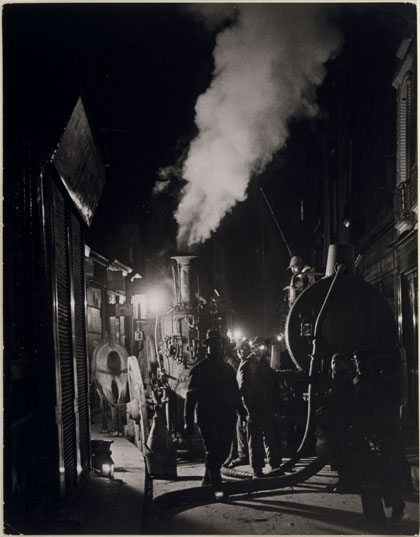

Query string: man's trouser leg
[200,416,235,485]
[247,416,265,473]
[225,420,239,464]
[262,414,282,468]
[237,417,248,459]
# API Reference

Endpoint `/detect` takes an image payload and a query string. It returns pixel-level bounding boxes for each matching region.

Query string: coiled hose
[153,451,329,512]
[150,266,344,515]
[221,265,345,480]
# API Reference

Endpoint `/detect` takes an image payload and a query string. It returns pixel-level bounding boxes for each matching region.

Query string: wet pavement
[149,459,419,535]
[67,425,419,535]
[69,424,147,534]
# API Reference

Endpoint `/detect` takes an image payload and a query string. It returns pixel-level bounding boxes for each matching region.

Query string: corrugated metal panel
[70,213,90,475]
[52,183,77,495]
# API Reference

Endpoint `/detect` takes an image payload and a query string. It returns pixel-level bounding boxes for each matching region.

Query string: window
[397,72,413,184]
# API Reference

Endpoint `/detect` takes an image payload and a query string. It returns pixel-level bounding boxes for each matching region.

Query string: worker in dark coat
[325,352,357,493]
[225,339,251,467]
[285,256,315,307]
[352,350,407,522]
[237,336,282,477]
[184,330,244,488]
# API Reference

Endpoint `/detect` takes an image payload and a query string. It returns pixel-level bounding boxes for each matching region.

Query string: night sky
[4,2,412,336]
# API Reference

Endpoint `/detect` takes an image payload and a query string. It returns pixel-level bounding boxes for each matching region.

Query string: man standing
[184,330,243,489]
[225,339,251,468]
[237,336,282,477]
[352,350,407,522]
[325,352,357,493]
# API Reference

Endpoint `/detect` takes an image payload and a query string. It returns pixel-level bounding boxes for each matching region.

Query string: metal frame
[68,215,82,480]
[83,229,93,473]
[42,168,66,498]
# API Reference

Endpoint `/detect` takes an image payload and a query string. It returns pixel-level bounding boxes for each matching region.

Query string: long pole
[259,187,293,257]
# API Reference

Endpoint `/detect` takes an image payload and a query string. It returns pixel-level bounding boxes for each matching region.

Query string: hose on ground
[153,452,328,512]
[222,265,344,481]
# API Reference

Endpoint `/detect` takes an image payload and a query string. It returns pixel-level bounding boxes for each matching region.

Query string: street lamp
[91,440,115,478]
[148,290,164,315]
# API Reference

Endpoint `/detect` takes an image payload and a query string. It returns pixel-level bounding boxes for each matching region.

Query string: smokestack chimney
[171,255,198,309]
[325,244,355,277]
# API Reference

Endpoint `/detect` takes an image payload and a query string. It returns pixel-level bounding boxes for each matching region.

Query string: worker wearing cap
[237,336,282,478]
[286,256,314,307]
[225,339,251,468]
[184,330,244,488]
[288,255,311,274]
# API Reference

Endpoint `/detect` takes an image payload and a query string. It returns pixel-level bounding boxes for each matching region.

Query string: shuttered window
[52,182,77,495]
[398,73,412,184]
[70,212,90,476]
[51,179,89,497]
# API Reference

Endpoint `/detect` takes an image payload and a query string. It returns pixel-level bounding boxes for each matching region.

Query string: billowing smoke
[175,4,342,248]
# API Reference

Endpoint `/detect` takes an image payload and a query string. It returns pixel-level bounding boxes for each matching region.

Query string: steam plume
[176,4,342,248]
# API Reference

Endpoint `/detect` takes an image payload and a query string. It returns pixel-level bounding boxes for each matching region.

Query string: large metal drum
[285,274,398,371]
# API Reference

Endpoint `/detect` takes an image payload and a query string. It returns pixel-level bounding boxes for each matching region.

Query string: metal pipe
[222,264,346,487]
[297,266,344,446]
[279,264,345,474]
[259,188,293,257]
[171,256,197,308]
[325,244,337,277]
[325,244,355,277]
[221,267,344,483]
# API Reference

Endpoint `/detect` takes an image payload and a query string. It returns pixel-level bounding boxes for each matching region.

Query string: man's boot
[201,468,211,486]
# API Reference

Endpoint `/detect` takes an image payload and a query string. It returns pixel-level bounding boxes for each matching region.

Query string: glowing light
[277,334,283,342]
[343,219,351,228]
[101,463,115,477]
[233,329,243,340]
[77,464,83,475]
[259,345,266,351]
[227,329,233,340]
[148,290,165,314]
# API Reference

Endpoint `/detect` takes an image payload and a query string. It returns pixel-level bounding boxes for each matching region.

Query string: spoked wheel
[145,335,159,383]
[145,334,173,430]
[126,356,150,453]
[138,335,158,398]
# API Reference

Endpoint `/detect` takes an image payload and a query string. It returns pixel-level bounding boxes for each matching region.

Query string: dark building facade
[4,98,106,531]
[391,33,418,418]
[3,4,417,533]
[314,7,417,419]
